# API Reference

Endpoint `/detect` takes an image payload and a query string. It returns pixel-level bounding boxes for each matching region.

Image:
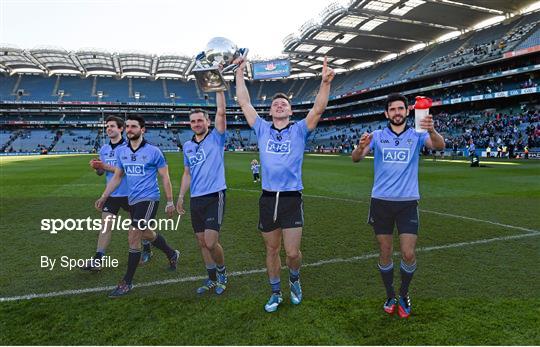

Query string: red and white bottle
[414,96,432,133]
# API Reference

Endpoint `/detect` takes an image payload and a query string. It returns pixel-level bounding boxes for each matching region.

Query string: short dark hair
[385,93,408,111]
[104,115,124,129]
[189,108,210,120]
[271,93,291,105]
[126,114,145,128]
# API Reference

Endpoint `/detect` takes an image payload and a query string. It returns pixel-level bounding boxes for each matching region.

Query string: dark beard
[389,117,406,126]
[128,133,141,141]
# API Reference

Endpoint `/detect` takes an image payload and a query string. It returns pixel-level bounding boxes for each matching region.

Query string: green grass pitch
[0,152,539,345]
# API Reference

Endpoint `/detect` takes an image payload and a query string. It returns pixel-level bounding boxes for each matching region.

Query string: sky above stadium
[0,0,341,58]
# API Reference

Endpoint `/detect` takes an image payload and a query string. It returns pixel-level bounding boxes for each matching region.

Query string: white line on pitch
[1,231,539,302]
[230,188,539,234]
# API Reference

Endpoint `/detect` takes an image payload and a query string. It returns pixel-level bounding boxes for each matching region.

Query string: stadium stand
[1,8,539,157]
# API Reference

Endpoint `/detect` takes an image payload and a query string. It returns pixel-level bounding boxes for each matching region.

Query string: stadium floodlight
[335,15,367,28]
[169,93,176,98]
[9,67,44,75]
[435,30,461,43]
[134,92,140,100]
[122,71,151,78]
[353,61,374,69]
[313,31,340,41]
[406,43,427,53]
[316,46,333,54]
[390,0,425,16]
[359,19,386,31]
[363,0,400,12]
[380,53,398,62]
[86,70,116,77]
[472,16,506,30]
[48,69,82,76]
[296,44,318,53]
[336,34,357,44]
[520,0,540,14]
[155,73,184,79]
[333,59,350,65]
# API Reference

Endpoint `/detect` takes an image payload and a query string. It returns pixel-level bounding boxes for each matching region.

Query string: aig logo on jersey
[383,148,410,163]
[106,159,117,167]
[266,140,291,154]
[188,148,206,166]
[123,164,145,176]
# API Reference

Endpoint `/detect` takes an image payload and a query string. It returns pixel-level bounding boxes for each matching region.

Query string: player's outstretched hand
[90,159,105,170]
[358,132,373,150]
[233,57,247,73]
[420,114,435,132]
[321,56,335,84]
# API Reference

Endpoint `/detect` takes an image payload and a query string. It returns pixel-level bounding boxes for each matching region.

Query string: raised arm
[215,91,226,134]
[305,56,335,131]
[234,58,258,127]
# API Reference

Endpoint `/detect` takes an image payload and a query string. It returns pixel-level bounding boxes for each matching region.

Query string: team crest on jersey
[383,148,410,163]
[266,139,291,154]
[188,148,206,166]
[124,164,145,176]
[108,151,115,158]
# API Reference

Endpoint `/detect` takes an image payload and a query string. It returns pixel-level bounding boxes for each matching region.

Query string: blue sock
[378,262,395,299]
[399,260,416,297]
[206,264,217,281]
[217,264,226,274]
[289,268,300,283]
[269,278,281,295]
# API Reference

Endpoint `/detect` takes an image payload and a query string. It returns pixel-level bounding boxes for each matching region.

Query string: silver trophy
[187,37,249,92]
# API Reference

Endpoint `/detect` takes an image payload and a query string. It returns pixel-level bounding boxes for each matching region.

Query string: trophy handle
[222,48,249,74]
[186,51,206,75]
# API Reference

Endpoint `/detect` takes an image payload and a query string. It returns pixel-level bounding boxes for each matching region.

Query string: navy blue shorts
[130,200,159,230]
[190,190,226,233]
[367,198,419,235]
[258,190,304,232]
[102,196,130,215]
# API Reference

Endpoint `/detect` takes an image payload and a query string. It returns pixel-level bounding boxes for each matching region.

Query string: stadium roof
[283,0,539,74]
[0,46,192,79]
[0,0,538,79]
